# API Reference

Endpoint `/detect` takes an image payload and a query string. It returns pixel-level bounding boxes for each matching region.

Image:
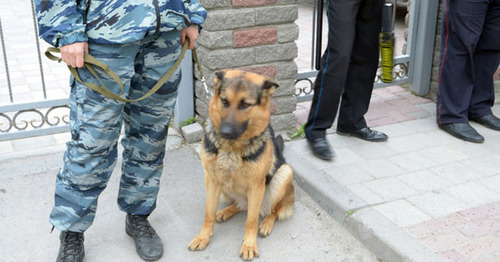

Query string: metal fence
[0,0,194,142]
[0,0,71,141]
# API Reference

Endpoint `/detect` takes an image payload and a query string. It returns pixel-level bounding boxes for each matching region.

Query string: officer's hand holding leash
[181,25,199,50]
[61,25,198,69]
[60,42,88,68]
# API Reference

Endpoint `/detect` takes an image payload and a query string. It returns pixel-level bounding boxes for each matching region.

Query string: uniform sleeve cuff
[58,32,88,47]
[189,15,205,26]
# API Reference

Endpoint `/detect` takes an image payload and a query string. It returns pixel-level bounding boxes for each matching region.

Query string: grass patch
[290,123,306,139]
[179,117,197,127]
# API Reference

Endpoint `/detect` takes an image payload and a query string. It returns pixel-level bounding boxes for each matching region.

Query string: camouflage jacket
[35,0,207,47]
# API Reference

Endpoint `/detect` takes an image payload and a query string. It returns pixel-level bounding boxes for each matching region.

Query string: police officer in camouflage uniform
[35,1,206,261]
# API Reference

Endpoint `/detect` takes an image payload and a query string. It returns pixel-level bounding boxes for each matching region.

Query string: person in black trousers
[306,0,388,160]
[437,0,500,143]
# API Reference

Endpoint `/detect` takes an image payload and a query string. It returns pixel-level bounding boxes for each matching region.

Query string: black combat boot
[126,214,163,261]
[56,231,84,262]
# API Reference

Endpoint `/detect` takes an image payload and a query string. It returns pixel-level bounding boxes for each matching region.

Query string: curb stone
[284,144,444,262]
[181,122,204,143]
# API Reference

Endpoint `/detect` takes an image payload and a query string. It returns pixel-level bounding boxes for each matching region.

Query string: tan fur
[188,70,295,261]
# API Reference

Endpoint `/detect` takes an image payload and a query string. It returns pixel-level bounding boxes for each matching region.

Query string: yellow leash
[44,41,209,103]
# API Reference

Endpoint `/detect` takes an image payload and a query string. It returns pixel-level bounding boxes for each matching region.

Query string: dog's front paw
[188,235,211,251]
[239,242,259,261]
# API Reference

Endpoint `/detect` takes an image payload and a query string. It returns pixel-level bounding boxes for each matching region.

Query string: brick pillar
[195,0,299,132]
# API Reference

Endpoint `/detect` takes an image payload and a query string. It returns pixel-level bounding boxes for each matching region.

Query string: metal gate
[294,0,440,102]
[0,0,70,141]
[0,0,194,142]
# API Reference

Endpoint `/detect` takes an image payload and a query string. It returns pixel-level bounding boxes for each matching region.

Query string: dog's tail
[270,126,286,165]
[275,134,284,153]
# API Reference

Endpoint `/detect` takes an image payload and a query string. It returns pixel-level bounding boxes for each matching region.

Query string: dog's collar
[242,127,270,162]
[203,121,270,159]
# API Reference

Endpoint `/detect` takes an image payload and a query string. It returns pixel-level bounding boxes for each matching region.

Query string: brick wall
[195,0,299,132]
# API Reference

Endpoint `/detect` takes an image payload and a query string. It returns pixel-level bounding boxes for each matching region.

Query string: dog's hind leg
[216,202,240,222]
[258,164,295,238]
[258,211,278,237]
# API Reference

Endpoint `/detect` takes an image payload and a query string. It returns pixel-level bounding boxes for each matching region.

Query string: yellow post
[380,2,395,83]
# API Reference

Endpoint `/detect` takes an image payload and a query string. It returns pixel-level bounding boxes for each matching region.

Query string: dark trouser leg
[469,0,500,119]
[436,0,492,124]
[305,0,360,139]
[337,0,383,131]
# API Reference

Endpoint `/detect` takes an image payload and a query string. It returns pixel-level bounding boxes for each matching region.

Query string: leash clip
[191,47,211,100]
[201,76,212,100]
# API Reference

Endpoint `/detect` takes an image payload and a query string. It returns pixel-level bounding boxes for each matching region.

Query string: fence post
[0,18,13,103]
[30,0,47,99]
[194,0,300,132]
[173,51,194,129]
[408,0,440,96]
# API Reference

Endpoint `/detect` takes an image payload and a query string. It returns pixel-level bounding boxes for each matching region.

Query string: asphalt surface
[0,144,377,262]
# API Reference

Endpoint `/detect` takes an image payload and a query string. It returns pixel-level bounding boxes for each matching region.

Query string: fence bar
[0,18,13,103]
[311,0,317,70]
[0,98,69,113]
[30,0,48,99]
[297,70,319,80]
[0,126,69,142]
[315,0,324,70]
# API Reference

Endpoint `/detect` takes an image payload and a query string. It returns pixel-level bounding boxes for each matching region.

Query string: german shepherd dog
[188,70,295,261]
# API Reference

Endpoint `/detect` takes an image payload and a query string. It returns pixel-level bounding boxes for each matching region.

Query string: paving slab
[285,110,500,262]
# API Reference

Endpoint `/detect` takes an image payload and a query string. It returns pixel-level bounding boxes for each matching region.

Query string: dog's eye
[220,98,229,108]
[239,102,252,110]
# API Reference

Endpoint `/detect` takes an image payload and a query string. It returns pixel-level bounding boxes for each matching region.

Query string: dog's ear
[263,79,279,90]
[259,78,280,104]
[213,70,227,95]
[215,70,226,81]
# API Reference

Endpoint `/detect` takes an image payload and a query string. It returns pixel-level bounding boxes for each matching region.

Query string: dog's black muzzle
[220,121,248,140]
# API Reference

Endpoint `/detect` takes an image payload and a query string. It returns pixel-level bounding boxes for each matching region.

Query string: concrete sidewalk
[288,87,500,261]
[0,135,377,261]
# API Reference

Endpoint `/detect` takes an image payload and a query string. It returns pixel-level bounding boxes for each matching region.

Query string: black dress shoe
[471,114,500,131]
[307,137,333,160]
[126,214,163,261]
[336,127,388,142]
[438,122,484,143]
[57,231,85,262]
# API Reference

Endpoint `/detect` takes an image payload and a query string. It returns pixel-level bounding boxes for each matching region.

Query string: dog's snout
[220,122,236,139]
[220,121,248,140]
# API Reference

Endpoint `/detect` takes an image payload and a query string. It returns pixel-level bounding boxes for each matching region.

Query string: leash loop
[45,40,209,103]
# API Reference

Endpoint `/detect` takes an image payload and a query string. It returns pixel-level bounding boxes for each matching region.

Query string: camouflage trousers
[50,31,182,232]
